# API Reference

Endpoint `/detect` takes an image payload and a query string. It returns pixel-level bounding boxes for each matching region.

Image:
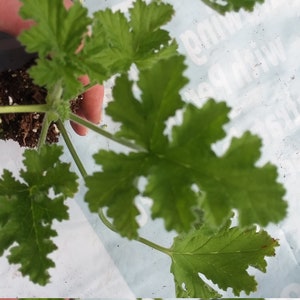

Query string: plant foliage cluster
[0,0,288,297]
[201,0,265,14]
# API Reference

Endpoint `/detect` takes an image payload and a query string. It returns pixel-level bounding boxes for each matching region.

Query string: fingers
[65,3,103,136]
[63,0,73,9]
[4,0,103,136]
[0,0,73,36]
[0,0,34,36]
[70,75,104,136]
[81,84,104,125]
[70,112,88,136]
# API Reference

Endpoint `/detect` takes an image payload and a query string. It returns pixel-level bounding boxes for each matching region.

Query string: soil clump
[0,60,59,147]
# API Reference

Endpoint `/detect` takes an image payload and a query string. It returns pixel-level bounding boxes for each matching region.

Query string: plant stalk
[0,104,49,114]
[137,236,172,256]
[59,118,170,256]
[57,119,88,178]
[37,112,51,151]
[98,209,171,256]
[69,113,146,152]
[69,115,170,255]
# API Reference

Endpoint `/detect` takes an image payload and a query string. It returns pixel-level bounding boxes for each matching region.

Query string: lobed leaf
[27,56,86,101]
[169,103,287,228]
[170,221,278,297]
[18,0,178,112]
[129,0,175,59]
[19,0,92,102]
[19,0,91,56]
[81,0,178,78]
[106,54,188,150]
[0,145,78,285]
[85,151,149,239]
[200,132,287,227]
[82,9,133,75]
[144,159,200,232]
[85,55,287,239]
[201,0,265,14]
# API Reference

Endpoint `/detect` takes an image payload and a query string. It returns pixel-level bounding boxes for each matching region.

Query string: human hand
[70,75,104,136]
[0,0,104,136]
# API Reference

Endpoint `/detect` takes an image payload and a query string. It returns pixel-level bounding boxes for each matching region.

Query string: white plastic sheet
[0,0,300,297]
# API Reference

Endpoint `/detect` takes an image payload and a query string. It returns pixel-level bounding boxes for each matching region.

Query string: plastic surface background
[0,0,300,298]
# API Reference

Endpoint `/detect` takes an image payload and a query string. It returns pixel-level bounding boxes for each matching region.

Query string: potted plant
[0,0,288,297]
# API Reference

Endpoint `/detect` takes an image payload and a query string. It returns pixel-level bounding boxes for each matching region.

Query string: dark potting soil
[0,59,60,148]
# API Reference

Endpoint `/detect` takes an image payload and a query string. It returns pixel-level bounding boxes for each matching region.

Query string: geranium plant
[0,0,288,297]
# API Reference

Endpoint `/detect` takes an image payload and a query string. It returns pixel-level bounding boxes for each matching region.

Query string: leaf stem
[37,113,51,151]
[0,104,49,114]
[59,119,170,257]
[136,236,172,256]
[98,209,171,256]
[57,119,88,178]
[98,209,118,233]
[69,113,146,152]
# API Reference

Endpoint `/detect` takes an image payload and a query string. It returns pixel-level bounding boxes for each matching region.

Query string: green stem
[57,119,88,178]
[62,116,171,256]
[59,119,167,256]
[0,104,49,114]
[69,113,146,152]
[137,236,172,256]
[98,209,171,256]
[98,209,118,233]
[37,113,51,151]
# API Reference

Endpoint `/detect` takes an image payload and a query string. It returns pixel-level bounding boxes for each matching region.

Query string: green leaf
[174,267,221,298]
[85,151,149,239]
[201,132,287,227]
[19,0,91,56]
[80,0,177,77]
[105,73,146,147]
[85,56,287,239]
[0,145,78,285]
[106,54,188,150]
[18,0,92,101]
[83,9,133,74]
[170,221,278,297]
[129,0,175,61]
[28,56,85,100]
[201,0,265,14]
[18,0,177,106]
[136,40,179,69]
[144,159,200,232]
[169,103,287,228]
